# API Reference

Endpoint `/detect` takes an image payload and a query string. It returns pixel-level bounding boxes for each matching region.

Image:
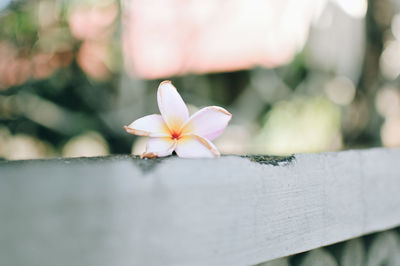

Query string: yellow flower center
[171,131,181,140]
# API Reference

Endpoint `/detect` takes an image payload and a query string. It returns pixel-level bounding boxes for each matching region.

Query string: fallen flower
[124,81,232,158]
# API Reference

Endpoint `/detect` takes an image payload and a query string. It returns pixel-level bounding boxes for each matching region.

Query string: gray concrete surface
[0,148,399,266]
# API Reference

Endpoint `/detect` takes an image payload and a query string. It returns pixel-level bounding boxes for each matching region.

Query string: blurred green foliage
[0,0,399,160]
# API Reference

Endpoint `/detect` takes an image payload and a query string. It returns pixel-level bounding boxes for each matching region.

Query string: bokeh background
[0,0,399,160]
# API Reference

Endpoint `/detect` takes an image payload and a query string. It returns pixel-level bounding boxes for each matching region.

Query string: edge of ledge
[0,148,400,266]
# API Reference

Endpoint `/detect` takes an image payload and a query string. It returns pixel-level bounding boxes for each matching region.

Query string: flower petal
[157,81,189,132]
[141,137,176,158]
[181,106,232,140]
[124,114,170,137]
[175,134,220,158]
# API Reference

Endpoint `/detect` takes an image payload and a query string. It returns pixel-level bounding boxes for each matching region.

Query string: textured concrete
[0,148,399,266]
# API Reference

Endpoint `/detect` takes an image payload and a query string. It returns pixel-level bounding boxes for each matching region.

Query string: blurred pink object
[77,41,110,80]
[124,81,232,158]
[68,2,118,41]
[123,0,322,78]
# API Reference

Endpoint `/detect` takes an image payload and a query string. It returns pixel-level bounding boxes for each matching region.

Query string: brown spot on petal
[160,80,172,86]
[124,125,151,136]
[211,106,232,117]
[140,152,158,159]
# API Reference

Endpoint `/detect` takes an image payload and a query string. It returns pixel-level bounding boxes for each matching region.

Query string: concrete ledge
[0,148,400,266]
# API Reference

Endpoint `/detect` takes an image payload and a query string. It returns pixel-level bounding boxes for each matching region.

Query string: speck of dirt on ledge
[131,155,167,173]
[242,154,295,166]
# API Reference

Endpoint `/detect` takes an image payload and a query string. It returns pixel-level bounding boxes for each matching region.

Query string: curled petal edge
[175,134,221,158]
[140,138,177,159]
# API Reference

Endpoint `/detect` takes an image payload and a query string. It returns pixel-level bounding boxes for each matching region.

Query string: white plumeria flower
[124,81,232,158]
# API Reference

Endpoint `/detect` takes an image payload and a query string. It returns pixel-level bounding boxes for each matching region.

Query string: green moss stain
[242,154,295,166]
[131,155,166,173]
